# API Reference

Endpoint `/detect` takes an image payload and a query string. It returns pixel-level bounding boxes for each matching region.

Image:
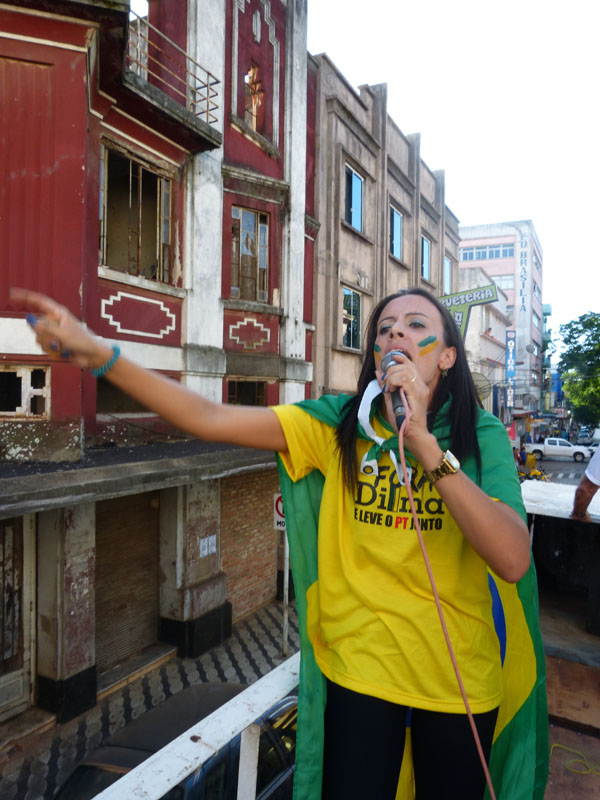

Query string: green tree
[558,312,600,426]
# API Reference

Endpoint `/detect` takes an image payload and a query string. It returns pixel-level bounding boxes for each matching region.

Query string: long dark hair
[335,287,482,489]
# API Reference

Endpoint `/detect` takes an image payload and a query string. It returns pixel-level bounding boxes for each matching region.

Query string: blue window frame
[344,164,363,232]
[390,205,402,259]
[443,256,452,294]
[421,236,431,281]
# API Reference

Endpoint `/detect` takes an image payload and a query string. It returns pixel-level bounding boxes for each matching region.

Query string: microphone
[381,349,408,426]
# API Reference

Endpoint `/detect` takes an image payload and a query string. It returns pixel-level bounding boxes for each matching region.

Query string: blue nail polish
[26,313,37,327]
[50,342,58,352]
[60,350,71,358]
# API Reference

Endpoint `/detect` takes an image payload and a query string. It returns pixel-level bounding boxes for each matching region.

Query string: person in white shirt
[570,447,600,522]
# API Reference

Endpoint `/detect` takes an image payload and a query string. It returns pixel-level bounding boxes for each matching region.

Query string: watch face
[445,450,460,471]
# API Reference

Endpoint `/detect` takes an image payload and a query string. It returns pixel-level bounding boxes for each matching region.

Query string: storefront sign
[506,330,516,408]
[439,284,499,338]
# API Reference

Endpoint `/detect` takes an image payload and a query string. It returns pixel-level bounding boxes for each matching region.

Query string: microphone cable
[395,387,497,800]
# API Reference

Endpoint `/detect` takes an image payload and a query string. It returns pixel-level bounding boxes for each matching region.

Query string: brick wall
[221,468,280,620]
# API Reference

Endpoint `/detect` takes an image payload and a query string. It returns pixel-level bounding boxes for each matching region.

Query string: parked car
[527,438,588,462]
[589,441,599,457]
[55,682,297,800]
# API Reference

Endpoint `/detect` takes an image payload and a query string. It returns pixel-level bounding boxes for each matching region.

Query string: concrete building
[310,56,460,396]
[541,303,554,412]
[0,0,312,730]
[457,267,510,418]
[459,220,545,413]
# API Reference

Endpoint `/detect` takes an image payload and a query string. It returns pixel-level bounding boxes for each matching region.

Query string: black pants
[322,679,498,800]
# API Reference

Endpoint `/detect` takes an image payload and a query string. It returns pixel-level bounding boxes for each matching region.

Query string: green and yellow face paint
[373,343,382,367]
[418,335,438,356]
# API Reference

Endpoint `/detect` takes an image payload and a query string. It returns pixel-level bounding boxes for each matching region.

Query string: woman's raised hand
[9,289,112,369]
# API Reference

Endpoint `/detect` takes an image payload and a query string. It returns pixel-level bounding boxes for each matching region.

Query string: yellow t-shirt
[274,403,503,714]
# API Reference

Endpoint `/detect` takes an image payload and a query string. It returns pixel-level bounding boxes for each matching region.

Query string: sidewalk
[0,601,299,800]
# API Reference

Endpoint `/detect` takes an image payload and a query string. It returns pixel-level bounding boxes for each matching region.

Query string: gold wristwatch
[424,450,460,484]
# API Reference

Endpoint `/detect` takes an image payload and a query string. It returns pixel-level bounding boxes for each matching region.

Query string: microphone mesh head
[381,350,406,372]
[380,350,407,419]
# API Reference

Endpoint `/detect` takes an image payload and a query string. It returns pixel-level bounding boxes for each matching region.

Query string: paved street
[0,601,299,800]
[531,457,587,486]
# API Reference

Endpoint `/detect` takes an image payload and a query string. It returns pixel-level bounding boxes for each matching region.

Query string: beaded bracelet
[91,345,121,378]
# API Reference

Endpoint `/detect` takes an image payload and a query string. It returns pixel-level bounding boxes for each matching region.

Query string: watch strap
[424,450,460,484]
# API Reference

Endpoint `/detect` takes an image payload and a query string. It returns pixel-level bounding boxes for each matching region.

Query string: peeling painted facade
[0,0,313,733]
[0,420,82,463]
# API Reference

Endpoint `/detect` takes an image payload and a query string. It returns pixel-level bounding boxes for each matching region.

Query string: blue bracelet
[91,345,121,378]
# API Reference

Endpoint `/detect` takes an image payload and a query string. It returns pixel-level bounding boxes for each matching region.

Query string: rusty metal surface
[126,11,219,126]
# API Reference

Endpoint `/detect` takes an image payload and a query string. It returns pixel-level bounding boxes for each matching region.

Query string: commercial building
[457,267,510,418]
[459,220,546,414]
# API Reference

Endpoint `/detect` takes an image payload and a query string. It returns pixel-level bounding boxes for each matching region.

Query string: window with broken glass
[231,207,269,302]
[244,63,263,132]
[0,367,49,417]
[99,145,173,284]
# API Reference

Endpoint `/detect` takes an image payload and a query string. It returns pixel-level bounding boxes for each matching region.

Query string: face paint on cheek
[373,343,382,365]
[418,335,438,356]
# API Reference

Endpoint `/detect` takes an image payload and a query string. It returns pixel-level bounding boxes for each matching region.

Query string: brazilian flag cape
[276,393,548,800]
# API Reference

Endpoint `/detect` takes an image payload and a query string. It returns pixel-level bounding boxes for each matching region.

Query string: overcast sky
[307,0,600,354]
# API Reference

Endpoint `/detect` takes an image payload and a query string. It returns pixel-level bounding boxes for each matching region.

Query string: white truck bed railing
[95,651,300,800]
[521,480,600,522]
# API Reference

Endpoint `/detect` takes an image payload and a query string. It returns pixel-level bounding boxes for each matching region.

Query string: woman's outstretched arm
[10,288,288,453]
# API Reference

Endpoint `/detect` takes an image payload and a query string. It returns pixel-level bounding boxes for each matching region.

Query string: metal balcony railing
[95,652,300,800]
[126,11,220,126]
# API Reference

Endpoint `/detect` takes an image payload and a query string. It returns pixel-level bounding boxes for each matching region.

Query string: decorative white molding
[101,291,177,339]
[229,317,271,349]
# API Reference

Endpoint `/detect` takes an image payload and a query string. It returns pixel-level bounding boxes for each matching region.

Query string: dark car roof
[91,682,246,759]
